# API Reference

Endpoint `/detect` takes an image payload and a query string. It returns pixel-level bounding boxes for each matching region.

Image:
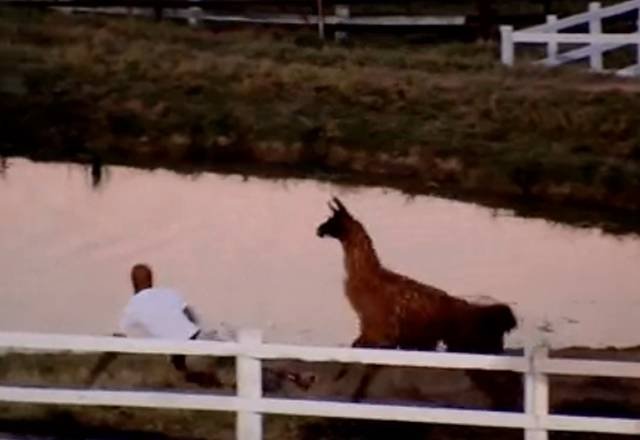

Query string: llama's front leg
[348,333,396,402]
[351,364,382,402]
[333,334,391,383]
[337,335,385,402]
[332,335,367,381]
[351,334,368,348]
[351,333,397,349]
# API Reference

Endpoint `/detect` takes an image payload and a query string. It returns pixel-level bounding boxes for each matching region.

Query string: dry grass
[0,352,294,439]
[1,349,639,439]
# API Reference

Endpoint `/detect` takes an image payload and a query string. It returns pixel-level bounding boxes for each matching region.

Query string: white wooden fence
[0,330,639,440]
[501,0,640,76]
[51,2,465,41]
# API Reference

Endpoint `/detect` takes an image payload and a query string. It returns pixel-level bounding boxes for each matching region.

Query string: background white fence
[50,2,466,41]
[501,0,640,76]
[0,330,639,440]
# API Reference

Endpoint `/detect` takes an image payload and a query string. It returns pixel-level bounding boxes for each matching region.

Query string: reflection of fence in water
[0,329,639,440]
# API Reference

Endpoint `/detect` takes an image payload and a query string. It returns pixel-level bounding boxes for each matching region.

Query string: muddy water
[0,158,639,348]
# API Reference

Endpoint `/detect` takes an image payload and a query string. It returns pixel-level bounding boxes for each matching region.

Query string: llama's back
[379,267,456,310]
[375,268,463,349]
[379,268,449,297]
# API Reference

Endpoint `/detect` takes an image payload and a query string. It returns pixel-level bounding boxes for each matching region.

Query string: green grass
[1,8,640,215]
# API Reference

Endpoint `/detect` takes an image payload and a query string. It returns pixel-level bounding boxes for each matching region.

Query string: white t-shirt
[119,288,200,339]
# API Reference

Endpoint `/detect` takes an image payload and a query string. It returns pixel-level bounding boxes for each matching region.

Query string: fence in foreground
[0,330,639,440]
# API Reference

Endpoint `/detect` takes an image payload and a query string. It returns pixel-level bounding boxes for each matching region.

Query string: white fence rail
[0,330,639,440]
[50,2,465,41]
[62,5,466,26]
[501,0,640,76]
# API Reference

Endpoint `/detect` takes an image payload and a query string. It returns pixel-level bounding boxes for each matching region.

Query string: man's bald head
[131,264,153,293]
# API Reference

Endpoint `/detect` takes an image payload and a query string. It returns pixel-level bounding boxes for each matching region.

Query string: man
[86,264,217,385]
[121,263,200,371]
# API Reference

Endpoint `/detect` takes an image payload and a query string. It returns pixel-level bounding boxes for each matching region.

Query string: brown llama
[317,197,519,406]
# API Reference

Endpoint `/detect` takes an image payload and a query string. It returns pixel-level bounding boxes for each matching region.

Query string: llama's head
[317,197,352,240]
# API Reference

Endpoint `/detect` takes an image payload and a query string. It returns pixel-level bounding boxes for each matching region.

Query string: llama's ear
[332,197,348,214]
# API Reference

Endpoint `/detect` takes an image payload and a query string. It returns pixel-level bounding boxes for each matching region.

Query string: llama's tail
[443,301,518,355]
[466,304,520,410]
[477,303,517,334]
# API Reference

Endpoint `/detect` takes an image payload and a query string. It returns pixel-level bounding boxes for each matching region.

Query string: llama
[317,197,518,405]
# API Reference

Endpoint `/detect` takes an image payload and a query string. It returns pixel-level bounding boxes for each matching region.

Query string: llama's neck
[341,220,382,276]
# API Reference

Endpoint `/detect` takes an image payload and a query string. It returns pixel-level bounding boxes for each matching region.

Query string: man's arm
[183,305,199,326]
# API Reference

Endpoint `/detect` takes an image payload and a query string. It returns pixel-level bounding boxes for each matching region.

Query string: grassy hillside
[1,8,640,217]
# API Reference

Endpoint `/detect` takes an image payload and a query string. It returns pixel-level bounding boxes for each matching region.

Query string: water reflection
[82,154,111,189]
[0,156,7,177]
[90,156,103,188]
[0,158,639,348]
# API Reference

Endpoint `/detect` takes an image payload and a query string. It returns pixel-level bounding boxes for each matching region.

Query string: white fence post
[56,0,73,15]
[316,0,325,40]
[636,12,640,70]
[589,2,604,70]
[237,329,263,440]
[334,5,350,43]
[501,25,515,65]
[546,15,558,62]
[187,3,203,27]
[524,345,550,440]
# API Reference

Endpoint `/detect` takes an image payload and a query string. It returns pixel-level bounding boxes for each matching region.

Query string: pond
[1,158,639,349]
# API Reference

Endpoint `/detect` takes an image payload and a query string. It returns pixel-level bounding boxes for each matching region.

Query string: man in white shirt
[120,263,200,371]
[120,285,200,339]
[87,264,215,385]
